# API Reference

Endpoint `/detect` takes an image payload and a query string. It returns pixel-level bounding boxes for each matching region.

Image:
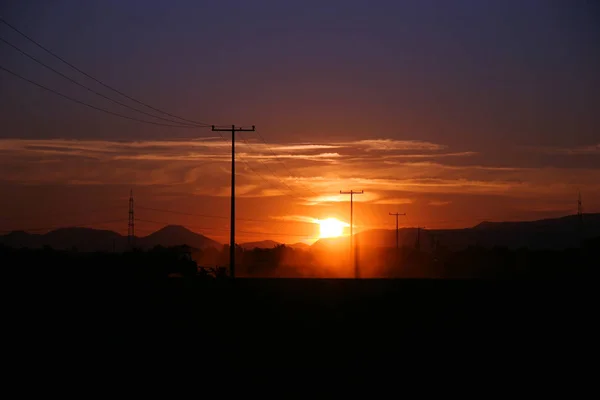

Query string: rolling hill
[312,213,600,251]
[1,213,597,253]
[240,240,281,250]
[239,241,312,250]
[137,225,222,250]
[0,227,124,252]
[0,225,223,252]
[287,242,311,250]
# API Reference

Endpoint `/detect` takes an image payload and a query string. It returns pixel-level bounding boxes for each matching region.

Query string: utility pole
[128,189,134,248]
[340,190,363,278]
[212,124,255,279]
[577,191,584,245]
[389,212,406,249]
[415,226,425,251]
[578,191,583,223]
[430,233,437,253]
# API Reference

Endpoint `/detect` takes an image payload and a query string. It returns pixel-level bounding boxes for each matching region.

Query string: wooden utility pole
[340,190,364,278]
[128,189,134,248]
[415,226,425,251]
[211,124,255,279]
[389,212,406,249]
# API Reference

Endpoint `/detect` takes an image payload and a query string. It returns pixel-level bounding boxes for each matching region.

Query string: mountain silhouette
[240,240,281,250]
[1,230,44,249]
[287,242,311,250]
[1,213,597,253]
[0,227,123,252]
[0,225,222,252]
[433,213,599,250]
[312,213,600,251]
[239,241,312,250]
[44,227,123,252]
[137,225,222,250]
[311,235,351,252]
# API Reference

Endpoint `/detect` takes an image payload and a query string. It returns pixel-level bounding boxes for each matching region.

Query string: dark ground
[8,277,596,367]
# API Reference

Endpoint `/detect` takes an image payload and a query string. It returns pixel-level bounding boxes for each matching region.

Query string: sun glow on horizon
[318,218,349,239]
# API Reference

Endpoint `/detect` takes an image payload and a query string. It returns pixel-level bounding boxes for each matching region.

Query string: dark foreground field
[8,277,596,367]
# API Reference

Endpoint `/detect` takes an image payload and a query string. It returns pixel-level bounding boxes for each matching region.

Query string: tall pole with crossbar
[211,124,255,279]
[389,212,406,249]
[340,190,364,278]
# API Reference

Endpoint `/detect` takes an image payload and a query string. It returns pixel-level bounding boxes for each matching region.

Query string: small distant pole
[340,190,364,278]
[212,124,255,279]
[128,189,134,248]
[430,233,438,253]
[578,191,583,222]
[389,212,406,249]
[415,226,425,251]
[577,191,584,245]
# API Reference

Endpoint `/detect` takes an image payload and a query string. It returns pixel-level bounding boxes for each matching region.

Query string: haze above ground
[0,0,598,243]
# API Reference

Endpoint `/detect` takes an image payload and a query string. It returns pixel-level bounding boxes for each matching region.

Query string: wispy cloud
[525,144,600,155]
[270,215,319,224]
[1,138,599,206]
[350,139,446,152]
[113,154,230,161]
[269,144,345,151]
[237,152,341,162]
[392,161,523,171]
[382,152,478,159]
[301,194,348,206]
[429,200,452,206]
[371,198,414,205]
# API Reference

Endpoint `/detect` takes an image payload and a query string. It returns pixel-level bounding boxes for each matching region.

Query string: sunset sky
[1,0,598,243]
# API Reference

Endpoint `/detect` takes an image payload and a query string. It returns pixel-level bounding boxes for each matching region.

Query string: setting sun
[318,218,349,239]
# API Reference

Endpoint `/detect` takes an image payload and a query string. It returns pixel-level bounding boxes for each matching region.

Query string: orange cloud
[1,138,599,205]
[372,198,414,205]
[428,200,452,206]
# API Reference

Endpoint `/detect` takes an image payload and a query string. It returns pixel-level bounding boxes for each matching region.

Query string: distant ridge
[312,213,600,251]
[239,240,281,250]
[238,241,312,250]
[1,213,598,252]
[0,225,223,252]
[137,225,222,250]
[287,242,311,250]
[0,227,123,252]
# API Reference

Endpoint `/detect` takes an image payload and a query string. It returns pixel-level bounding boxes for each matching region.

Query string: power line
[203,129,291,198]
[0,204,123,221]
[252,130,320,197]
[136,205,313,225]
[135,217,315,238]
[0,36,199,127]
[0,17,212,127]
[237,155,310,202]
[198,129,312,203]
[238,133,309,199]
[0,64,201,128]
[223,135,308,202]
[0,218,127,233]
[137,205,229,221]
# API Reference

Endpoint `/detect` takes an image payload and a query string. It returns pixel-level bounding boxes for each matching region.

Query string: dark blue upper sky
[1,0,598,150]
